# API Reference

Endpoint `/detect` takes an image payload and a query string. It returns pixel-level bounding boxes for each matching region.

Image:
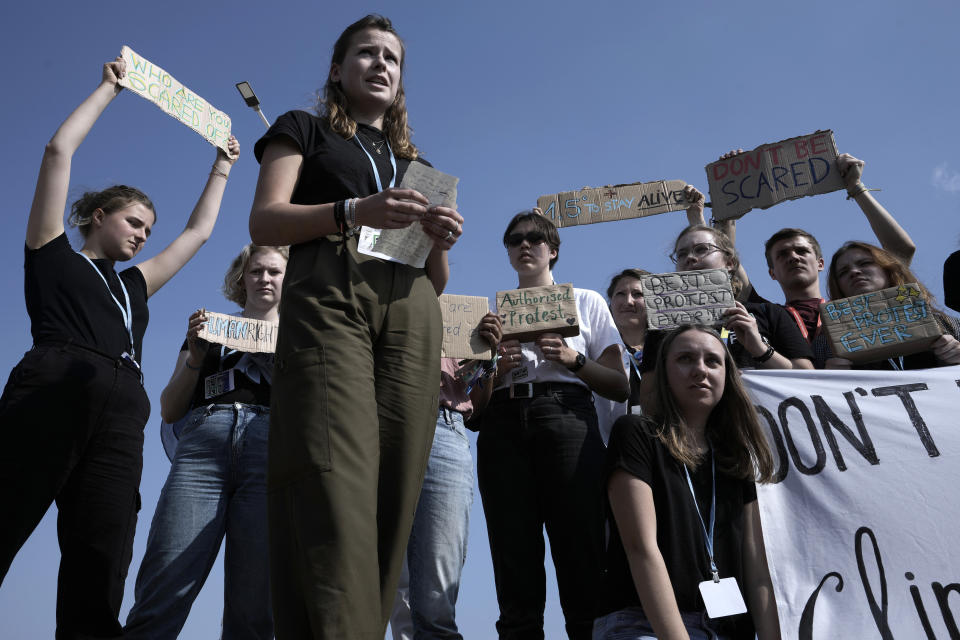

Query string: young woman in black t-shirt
[596,325,780,640]
[0,58,237,638]
[248,15,464,638]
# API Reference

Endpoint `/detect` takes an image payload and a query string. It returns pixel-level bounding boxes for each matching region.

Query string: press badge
[204,370,235,399]
[698,576,747,618]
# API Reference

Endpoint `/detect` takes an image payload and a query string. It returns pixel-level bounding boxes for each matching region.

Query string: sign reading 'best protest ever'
[705,130,844,220]
[640,269,735,329]
[198,311,278,353]
[439,294,493,361]
[118,46,232,153]
[821,283,942,364]
[536,180,690,228]
[496,283,579,343]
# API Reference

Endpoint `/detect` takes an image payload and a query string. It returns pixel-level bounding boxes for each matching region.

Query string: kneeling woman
[595,325,780,640]
[125,244,287,639]
[478,211,628,639]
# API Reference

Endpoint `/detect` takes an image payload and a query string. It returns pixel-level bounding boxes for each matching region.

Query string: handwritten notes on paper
[440,294,492,360]
[821,284,942,363]
[117,46,232,153]
[705,130,844,220]
[640,269,736,329]
[198,311,278,353]
[496,283,580,343]
[358,162,459,268]
[536,180,690,228]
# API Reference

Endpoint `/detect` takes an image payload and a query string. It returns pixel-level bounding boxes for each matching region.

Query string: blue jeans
[592,607,728,640]
[391,407,474,639]
[125,403,272,640]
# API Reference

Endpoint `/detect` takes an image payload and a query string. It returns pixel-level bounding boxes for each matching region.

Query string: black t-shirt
[944,250,960,313]
[599,416,757,638]
[182,339,272,407]
[640,302,813,372]
[253,110,430,208]
[24,233,149,364]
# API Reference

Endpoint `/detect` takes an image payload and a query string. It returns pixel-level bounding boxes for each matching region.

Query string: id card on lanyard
[77,253,139,373]
[204,345,238,400]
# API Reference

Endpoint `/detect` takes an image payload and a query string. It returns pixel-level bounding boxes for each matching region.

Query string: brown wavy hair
[649,325,775,482]
[222,244,290,308]
[68,185,155,238]
[317,14,418,160]
[673,225,743,297]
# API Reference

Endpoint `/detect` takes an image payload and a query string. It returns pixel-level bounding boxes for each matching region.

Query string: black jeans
[477,385,606,640]
[0,342,150,639]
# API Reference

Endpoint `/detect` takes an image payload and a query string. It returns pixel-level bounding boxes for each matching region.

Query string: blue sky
[2,1,959,637]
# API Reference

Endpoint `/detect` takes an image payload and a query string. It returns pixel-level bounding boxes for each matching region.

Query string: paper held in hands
[358,163,459,268]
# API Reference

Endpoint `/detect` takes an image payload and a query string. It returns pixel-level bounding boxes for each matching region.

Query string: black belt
[491,381,589,402]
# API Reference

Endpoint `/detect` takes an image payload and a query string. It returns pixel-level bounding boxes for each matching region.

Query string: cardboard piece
[705,130,844,220]
[118,46,232,153]
[820,284,942,364]
[358,162,459,268]
[439,294,493,360]
[640,269,736,329]
[496,283,579,343]
[198,311,278,353]
[536,180,689,228]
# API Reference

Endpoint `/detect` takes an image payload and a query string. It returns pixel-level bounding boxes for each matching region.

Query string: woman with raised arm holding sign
[125,243,286,640]
[477,210,627,639]
[594,325,780,640]
[249,14,463,639]
[0,57,238,638]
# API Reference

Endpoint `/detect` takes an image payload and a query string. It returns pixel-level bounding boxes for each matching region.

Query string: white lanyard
[77,252,135,361]
[353,133,396,192]
[684,450,719,581]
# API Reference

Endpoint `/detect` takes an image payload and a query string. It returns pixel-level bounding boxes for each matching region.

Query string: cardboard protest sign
[744,366,960,638]
[118,46,232,153]
[639,269,735,329]
[820,284,941,364]
[198,311,278,353]
[439,294,492,360]
[705,130,844,220]
[496,283,579,343]
[536,180,689,228]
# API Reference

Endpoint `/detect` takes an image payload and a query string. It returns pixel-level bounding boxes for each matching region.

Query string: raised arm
[741,500,782,640]
[838,153,915,264]
[27,59,126,249]
[159,309,209,423]
[608,470,690,639]
[684,180,753,301]
[137,137,239,297]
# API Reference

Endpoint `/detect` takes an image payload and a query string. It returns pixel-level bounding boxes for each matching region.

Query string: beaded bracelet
[846,182,881,200]
[210,166,229,179]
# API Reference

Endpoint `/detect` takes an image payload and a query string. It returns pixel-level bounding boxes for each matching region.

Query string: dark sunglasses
[505,231,547,247]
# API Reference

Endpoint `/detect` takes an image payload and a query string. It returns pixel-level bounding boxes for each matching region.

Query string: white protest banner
[706,130,844,220]
[118,46,232,153]
[198,311,278,353]
[536,180,689,228]
[358,162,459,268]
[440,294,493,360]
[743,367,960,639]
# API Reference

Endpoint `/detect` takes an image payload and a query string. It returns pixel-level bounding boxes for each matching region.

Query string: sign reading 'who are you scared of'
[705,130,845,220]
[439,294,493,361]
[118,46,232,153]
[536,180,691,228]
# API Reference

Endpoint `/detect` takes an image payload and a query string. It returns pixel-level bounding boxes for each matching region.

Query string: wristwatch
[753,336,776,364]
[568,351,587,372]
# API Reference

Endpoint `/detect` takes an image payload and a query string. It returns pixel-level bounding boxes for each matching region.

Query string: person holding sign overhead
[249,14,464,639]
[476,211,627,639]
[124,244,286,640]
[824,241,960,370]
[594,325,780,640]
[0,57,238,638]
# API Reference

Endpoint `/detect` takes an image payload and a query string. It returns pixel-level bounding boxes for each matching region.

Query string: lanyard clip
[711,569,720,584]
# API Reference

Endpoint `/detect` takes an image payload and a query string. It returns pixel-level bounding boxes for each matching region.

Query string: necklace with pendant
[360,130,385,155]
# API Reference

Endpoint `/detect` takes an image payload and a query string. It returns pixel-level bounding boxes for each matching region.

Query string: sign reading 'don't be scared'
[820,284,942,364]
[536,180,690,228]
[198,311,278,353]
[439,294,493,360]
[496,283,579,343]
[640,269,736,330]
[705,130,845,220]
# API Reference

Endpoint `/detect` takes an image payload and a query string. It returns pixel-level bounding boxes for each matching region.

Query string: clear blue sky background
[2,1,959,637]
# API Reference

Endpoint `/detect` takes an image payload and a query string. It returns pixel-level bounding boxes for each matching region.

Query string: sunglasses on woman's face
[505,230,547,247]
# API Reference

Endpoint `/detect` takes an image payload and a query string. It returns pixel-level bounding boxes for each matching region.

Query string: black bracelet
[333,200,345,232]
[754,345,776,364]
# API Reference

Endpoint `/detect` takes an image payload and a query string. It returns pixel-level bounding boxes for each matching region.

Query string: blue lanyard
[353,133,396,192]
[77,252,136,361]
[624,348,643,380]
[887,356,905,371]
[684,450,719,582]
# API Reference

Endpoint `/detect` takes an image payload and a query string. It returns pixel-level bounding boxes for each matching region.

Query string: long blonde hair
[317,14,418,160]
